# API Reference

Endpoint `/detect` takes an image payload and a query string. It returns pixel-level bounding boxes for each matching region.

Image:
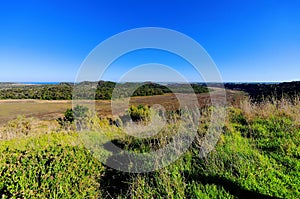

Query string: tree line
[224,81,300,102]
[0,81,208,100]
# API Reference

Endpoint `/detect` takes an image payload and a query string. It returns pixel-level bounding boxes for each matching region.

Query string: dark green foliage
[64,108,74,123]
[168,83,209,94]
[0,81,209,100]
[57,105,89,130]
[0,84,72,100]
[225,81,300,102]
[57,109,73,129]
[73,105,89,120]
[73,105,89,130]
[132,83,169,96]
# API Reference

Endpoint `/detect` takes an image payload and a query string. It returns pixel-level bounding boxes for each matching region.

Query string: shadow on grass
[0,186,13,198]
[101,139,157,197]
[99,165,133,198]
[101,138,279,199]
[184,171,280,199]
[101,140,135,198]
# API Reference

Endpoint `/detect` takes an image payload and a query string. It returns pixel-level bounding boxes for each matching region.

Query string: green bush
[57,105,89,131]
[128,105,151,122]
[0,145,104,198]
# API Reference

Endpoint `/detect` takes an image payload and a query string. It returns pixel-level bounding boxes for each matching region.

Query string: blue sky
[0,0,299,82]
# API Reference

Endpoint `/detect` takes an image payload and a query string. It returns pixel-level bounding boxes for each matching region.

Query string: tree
[73,105,89,130]
[57,105,89,131]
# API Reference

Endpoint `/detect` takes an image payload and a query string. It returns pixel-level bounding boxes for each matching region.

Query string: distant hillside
[224,81,300,102]
[0,81,208,100]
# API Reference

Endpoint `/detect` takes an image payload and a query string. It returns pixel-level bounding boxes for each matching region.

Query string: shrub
[57,105,89,131]
[0,143,104,198]
[128,105,151,123]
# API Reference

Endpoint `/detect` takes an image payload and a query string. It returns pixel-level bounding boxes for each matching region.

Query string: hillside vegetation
[224,81,300,102]
[0,81,208,100]
[0,98,299,198]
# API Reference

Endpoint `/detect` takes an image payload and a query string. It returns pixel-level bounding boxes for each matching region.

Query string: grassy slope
[0,99,299,198]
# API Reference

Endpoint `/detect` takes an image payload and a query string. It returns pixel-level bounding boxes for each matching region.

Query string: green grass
[1,99,300,198]
[0,132,104,198]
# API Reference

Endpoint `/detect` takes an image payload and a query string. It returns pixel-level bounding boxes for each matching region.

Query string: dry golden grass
[239,96,300,123]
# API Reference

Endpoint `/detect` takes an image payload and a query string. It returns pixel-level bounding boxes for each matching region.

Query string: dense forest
[224,81,300,102]
[0,81,208,100]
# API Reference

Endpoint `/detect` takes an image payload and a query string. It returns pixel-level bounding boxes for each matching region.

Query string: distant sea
[12,81,286,85]
[17,82,61,85]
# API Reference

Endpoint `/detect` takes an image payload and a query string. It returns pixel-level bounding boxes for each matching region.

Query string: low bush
[128,105,151,123]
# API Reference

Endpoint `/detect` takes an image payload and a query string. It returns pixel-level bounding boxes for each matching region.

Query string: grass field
[0,96,299,198]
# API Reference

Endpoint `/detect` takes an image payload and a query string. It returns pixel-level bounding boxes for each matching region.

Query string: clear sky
[0,0,299,82]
